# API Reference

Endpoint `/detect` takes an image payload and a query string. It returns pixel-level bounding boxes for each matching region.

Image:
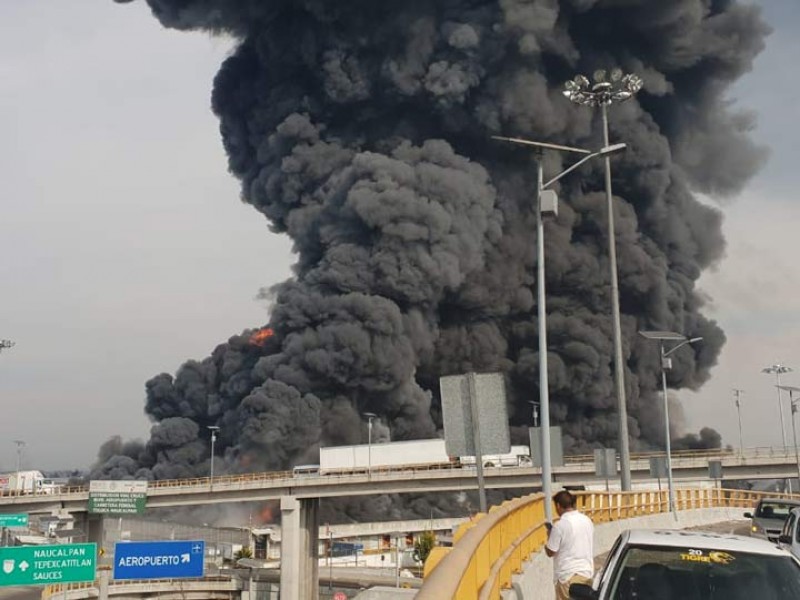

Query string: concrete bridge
[1,447,795,599]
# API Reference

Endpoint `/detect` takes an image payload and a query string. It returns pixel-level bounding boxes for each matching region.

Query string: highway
[0,446,796,515]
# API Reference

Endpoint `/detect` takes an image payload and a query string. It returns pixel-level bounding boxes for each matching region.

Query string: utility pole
[733,389,744,455]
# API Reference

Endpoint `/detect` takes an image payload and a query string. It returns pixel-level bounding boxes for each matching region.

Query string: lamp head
[597,143,627,157]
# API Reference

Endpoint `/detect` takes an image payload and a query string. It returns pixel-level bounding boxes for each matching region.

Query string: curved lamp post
[493,135,627,520]
[639,330,702,517]
[565,69,643,491]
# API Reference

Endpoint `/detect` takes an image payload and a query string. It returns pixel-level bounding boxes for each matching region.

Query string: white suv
[570,529,800,599]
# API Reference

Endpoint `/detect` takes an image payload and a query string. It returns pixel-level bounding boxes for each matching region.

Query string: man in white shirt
[545,490,594,600]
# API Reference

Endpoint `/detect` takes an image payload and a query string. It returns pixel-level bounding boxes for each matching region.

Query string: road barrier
[418,487,797,600]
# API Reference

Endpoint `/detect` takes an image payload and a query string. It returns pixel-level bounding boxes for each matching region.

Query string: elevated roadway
[0,446,794,515]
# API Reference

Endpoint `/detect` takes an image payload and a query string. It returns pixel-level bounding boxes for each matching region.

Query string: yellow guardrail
[418,487,796,600]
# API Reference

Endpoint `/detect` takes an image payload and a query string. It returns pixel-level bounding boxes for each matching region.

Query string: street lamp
[364,412,377,477]
[564,69,643,491]
[207,426,220,486]
[493,135,627,521]
[639,331,702,517]
[733,389,745,456]
[777,385,800,493]
[763,364,793,450]
[13,440,25,489]
[0,340,14,354]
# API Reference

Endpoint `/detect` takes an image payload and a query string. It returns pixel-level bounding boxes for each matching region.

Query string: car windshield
[608,545,800,600]
[756,501,795,519]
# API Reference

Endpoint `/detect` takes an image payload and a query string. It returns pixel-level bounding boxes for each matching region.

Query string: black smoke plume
[95,0,768,514]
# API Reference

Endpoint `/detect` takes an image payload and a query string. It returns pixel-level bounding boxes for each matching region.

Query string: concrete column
[280,496,319,600]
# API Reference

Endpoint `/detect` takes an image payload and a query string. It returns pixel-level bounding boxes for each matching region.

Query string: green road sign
[88,494,146,515]
[88,480,147,515]
[0,543,96,586]
[0,514,28,528]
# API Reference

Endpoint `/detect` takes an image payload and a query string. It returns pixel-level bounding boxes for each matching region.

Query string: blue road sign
[113,540,204,580]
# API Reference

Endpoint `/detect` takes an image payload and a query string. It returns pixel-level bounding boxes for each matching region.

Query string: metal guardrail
[2,446,798,501]
[417,487,799,600]
[42,575,236,599]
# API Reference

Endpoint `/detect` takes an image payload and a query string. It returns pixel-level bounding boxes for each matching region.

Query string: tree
[234,546,253,561]
[413,531,436,565]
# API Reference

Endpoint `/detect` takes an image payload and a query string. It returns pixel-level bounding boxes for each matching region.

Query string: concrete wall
[501,508,747,600]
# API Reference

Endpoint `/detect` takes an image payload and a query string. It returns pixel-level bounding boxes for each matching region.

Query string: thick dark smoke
[96,0,768,513]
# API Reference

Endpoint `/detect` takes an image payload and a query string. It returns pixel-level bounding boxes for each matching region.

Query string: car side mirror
[570,583,598,600]
[743,512,753,519]
[779,534,792,544]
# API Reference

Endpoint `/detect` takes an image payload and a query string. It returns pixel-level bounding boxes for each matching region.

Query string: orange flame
[257,503,275,524]
[249,327,274,346]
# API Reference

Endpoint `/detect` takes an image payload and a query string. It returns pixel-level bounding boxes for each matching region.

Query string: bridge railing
[42,574,236,599]
[1,445,797,500]
[418,487,795,600]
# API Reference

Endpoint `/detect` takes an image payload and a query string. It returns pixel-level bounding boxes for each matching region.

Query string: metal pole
[601,104,631,491]
[329,529,333,590]
[733,389,744,455]
[791,394,800,494]
[467,372,488,513]
[395,535,401,588]
[209,430,216,485]
[368,416,373,478]
[13,440,24,493]
[535,158,554,522]
[660,343,676,518]
[777,372,792,493]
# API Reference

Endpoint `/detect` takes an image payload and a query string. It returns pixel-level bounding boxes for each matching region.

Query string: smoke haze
[95,0,768,516]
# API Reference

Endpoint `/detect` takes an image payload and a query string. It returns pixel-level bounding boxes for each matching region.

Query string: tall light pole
[639,331,702,517]
[13,440,25,484]
[763,364,792,449]
[733,389,745,455]
[364,412,377,477]
[564,69,643,491]
[493,135,627,520]
[207,426,220,487]
[777,386,800,493]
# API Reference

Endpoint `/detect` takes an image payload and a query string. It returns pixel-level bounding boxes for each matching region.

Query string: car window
[756,502,796,519]
[796,515,800,544]
[607,545,800,600]
[783,513,796,539]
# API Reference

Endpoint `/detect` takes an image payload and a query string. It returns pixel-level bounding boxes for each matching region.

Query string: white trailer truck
[296,439,533,476]
[319,439,454,475]
[0,470,60,494]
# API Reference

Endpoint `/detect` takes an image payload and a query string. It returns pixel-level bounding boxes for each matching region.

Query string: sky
[0,1,797,471]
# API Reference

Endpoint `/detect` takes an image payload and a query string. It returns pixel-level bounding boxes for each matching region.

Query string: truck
[459,445,533,468]
[319,439,454,475]
[293,439,533,476]
[0,470,61,495]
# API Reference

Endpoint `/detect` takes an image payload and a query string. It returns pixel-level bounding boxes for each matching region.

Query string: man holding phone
[545,490,594,600]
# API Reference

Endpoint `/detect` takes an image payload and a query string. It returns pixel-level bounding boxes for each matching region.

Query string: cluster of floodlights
[563,69,643,106]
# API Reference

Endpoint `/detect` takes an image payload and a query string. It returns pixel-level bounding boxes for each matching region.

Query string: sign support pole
[468,372,488,513]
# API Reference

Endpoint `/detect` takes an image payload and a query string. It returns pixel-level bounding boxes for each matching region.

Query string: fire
[257,504,275,524]
[249,327,274,346]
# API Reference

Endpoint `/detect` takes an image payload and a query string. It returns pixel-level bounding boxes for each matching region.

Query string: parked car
[743,498,800,542]
[569,529,800,600]
[778,506,800,560]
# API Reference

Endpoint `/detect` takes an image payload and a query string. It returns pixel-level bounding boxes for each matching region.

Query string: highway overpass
[1,446,795,600]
